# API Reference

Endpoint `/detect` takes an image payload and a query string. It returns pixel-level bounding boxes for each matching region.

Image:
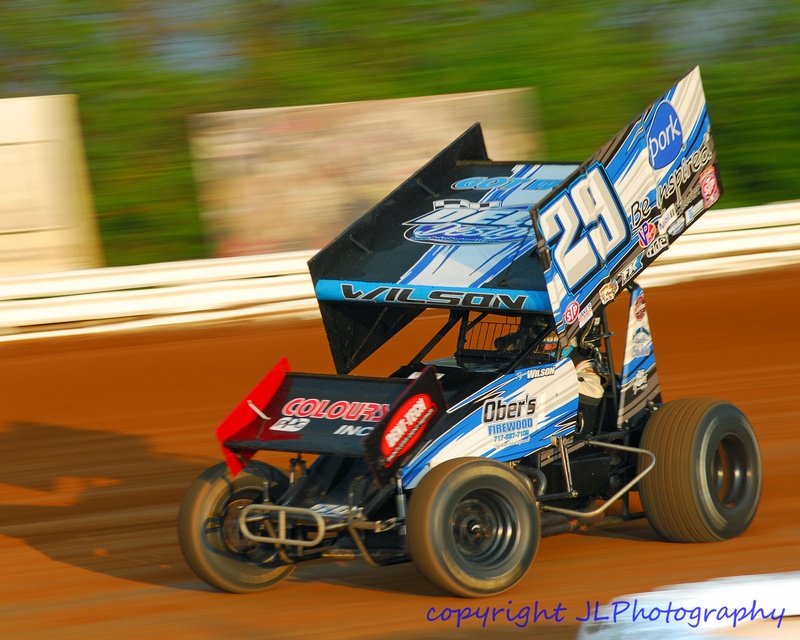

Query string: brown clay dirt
[1,265,799,639]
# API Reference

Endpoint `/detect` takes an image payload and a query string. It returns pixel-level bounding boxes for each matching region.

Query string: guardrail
[0,251,319,342]
[1,203,798,343]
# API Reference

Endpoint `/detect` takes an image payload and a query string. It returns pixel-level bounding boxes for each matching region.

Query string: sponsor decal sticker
[339,284,528,311]
[270,417,310,432]
[527,365,556,379]
[578,302,593,328]
[404,199,530,245]
[657,207,678,235]
[452,176,564,192]
[599,280,618,304]
[645,234,669,258]
[632,327,653,357]
[647,100,683,170]
[684,200,704,226]
[333,424,374,437]
[668,216,686,236]
[656,133,713,208]
[408,222,527,244]
[633,369,649,394]
[483,394,537,426]
[490,423,532,446]
[564,300,580,325]
[484,394,537,446]
[700,165,720,207]
[634,294,647,321]
[629,196,654,228]
[637,221,657,248]
[282,398,389,423]
[381,394,436,467]
[618,254,643,287]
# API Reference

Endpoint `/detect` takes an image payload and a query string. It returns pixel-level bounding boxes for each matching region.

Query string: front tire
[178,460,296,593]
[638,398,761,542]
[407,458,540,597]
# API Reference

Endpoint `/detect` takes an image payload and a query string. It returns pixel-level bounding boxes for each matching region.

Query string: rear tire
[407,458,539,597]
[638,399,761,542]
[178,460,296,593]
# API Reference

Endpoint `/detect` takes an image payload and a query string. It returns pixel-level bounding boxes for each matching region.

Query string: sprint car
[178,67,761,597]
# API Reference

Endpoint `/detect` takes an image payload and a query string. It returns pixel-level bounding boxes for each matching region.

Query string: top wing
[308,124,578,373]
[308,66,721,370]
[532,66,722,346]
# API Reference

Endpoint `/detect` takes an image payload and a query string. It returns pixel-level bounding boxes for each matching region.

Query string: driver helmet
[535,330,560,357]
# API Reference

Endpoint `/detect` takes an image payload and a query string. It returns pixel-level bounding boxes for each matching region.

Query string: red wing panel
[216,360,411,474]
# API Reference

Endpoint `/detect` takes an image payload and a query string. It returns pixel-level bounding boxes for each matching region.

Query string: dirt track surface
[1,266,799,640]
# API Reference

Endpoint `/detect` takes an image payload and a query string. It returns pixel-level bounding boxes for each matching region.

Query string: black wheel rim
[711,434,749,509]
[219,494,260,556]
[450,488,519,569]
[208,488,280,564]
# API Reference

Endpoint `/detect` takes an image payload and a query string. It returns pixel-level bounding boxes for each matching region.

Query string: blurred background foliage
[1,0,797,266]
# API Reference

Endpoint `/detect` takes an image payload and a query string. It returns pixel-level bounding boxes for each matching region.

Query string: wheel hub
[450,489,518,568]
[220,498,259,555]
[712,434,748,509]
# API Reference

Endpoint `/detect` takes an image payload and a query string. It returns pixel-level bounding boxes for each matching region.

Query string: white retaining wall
[1,203,798,342]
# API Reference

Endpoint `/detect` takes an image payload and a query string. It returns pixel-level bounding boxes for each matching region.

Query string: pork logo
[647,101,683,170]
[381,394,436,467]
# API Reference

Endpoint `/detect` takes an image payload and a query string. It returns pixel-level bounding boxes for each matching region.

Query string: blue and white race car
[178,67,761,597]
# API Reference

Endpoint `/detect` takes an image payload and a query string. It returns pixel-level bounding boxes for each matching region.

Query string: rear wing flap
[217,359,445,481]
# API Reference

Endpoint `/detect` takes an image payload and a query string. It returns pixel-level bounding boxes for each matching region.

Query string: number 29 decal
[537,163,630,294]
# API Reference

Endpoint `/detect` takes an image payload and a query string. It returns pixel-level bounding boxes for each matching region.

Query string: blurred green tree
[0,0,796,265]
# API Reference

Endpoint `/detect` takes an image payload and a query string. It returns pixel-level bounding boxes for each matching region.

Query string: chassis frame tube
[541,440,655,519]
[239,504,327,547]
